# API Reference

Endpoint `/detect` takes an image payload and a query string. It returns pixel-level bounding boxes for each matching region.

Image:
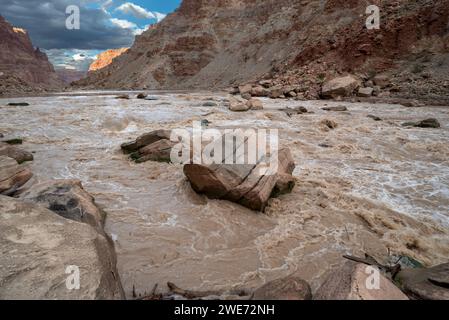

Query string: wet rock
[7,102,29,106]
[136,93,147,99]
[0,142,33,164]
[115,94,129,99]
[130,139,176,163]
[246,98,263,110]
[145,96,159,101]
[0,196,124,299]
[321,75,360,99]
[2,138,23,145]
[184,148,295,211]
[121,129,172,153]
[401,118,440,128]
[320,119,338,130]
[203,101,218,107]
[322,105,348,112]
[252,275,312,300]
[395,263,449,300]
[367,115,382,121]
[0,156,32,196]
[401,99,422,108]
[283,106,308,117]
[314,262,409,300]
[358,87,374,97]
[229,97,250,112]
[20,179,106,232]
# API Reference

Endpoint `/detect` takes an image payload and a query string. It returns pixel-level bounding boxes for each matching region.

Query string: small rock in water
[358,87,374,97]
[367,115,382,121]
[322,105,348,112]
[136,93,147,99]
[201,119,210,127]
[401,118,440,128]
[319,143,333,148]
[115,94,129,100]
[246,98,263,110]
[320,119,338,130]
[145,96,159,101]
[202,101,218,107]
[283,106,308,117]
[7,102,29,106]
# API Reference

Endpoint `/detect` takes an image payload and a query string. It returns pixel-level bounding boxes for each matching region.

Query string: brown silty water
[1,91,448,298]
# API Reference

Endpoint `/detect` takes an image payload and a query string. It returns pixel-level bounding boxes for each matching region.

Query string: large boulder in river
[0,156,32,195]
[121,129,171,153]
[184,148,295,211]
[314,261,408,300]
[20,179,106,233]
[321,75,360,99]
[0,142,33,164]
[252,275,312,300]
[0,196,124,299]
[395,263,449,300]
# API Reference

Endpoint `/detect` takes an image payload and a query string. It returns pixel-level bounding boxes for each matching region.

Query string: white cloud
[110,18,137,29]
[115,2,155,19]
[102,0,114,10]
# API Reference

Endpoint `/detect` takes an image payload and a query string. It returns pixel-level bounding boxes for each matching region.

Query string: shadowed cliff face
[0,15,60,95]
[75,0,449,98]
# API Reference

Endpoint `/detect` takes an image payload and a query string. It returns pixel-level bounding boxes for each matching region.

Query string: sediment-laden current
[1,91,448,298]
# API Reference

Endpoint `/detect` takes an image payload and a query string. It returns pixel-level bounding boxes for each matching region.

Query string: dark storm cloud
[0,0,135,50]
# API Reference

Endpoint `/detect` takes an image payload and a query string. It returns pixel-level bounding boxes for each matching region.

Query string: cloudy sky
[0,0,181,71]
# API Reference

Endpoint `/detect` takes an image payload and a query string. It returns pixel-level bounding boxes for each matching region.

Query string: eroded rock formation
[88,48,129,72]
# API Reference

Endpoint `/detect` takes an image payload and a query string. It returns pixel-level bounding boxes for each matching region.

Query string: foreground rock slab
[0,156,32,195]
[252,275,312,300]
[0,196,124,299]
[20,179,106,232]
[395,263,449,300]
[314,262,409,300]
[0,142,33,164]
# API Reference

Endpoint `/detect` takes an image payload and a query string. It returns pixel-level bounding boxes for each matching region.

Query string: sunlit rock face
[88,48,129,72]
[0,15,60,94]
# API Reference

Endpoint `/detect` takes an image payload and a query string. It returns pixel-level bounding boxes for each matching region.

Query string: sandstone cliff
[76,0,449,101]
[0,15,60,96]
[88,48,129,72]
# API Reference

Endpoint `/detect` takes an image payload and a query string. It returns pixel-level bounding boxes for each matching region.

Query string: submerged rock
[0,142,33,164]
[115,94,129,100]
[20,179,106,232]
[0,196,124,299]
[252,275,312,300]
[322,105,348,112]
[367,115,382,121]
[314,261,409,300]
[0,156,32,195]
[395,263,449,300]
[7,102,29,106]
[3,138,23,145]
[401,118,440,128]
[202,101,218,107]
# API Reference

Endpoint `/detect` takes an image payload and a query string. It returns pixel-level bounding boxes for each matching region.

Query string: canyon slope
[76,0,449,101]
[0,15,60,96]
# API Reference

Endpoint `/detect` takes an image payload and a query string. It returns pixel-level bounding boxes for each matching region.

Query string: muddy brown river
[1,91,448,298]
